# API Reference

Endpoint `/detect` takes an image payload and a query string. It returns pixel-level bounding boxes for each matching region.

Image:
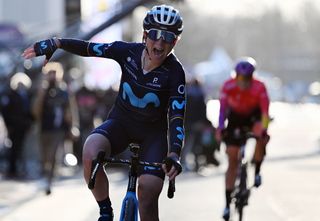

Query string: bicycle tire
[123,198,136,221]
[238,205,244,221]
[239,163,248,190]
[236,163,248,221]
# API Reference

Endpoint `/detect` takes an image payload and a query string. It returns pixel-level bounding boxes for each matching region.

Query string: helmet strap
[142,31,147,44]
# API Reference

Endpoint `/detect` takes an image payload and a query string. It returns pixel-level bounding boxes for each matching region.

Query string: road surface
[1,102,320,221]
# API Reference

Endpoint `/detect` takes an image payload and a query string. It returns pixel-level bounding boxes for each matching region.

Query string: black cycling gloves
[34,38,58,61]
[163,156,182,175]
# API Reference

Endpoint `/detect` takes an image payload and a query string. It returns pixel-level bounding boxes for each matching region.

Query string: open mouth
[152,47,164,57]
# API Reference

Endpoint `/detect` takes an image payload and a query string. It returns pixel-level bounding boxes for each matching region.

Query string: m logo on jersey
[93,43,104,56]
[40,41,47,50]
[172,100,185,110]
[176,127,184,141]
[122,82,160,108]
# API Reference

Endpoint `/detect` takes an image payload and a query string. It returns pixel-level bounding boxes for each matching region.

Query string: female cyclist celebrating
[23,5,185,221]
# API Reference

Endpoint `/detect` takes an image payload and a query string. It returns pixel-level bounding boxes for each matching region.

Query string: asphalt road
[1,102,320,221]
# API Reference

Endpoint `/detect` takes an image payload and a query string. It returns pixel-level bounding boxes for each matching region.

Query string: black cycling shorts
[91,110,168,180]
[224,108,261,146]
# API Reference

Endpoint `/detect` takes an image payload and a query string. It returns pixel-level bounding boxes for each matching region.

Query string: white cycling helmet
[143,4,183,36]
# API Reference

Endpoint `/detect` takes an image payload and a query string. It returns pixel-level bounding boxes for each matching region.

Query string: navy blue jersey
[60,39,186,155]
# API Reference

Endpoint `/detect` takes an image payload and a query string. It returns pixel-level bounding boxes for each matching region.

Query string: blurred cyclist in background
[23,4,185,221]
[215,57,270,220]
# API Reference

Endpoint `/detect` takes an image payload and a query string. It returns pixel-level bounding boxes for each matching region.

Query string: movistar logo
[40,41,47,49]
[176,127,184,141]
[93,43,104,56]
[122,82,160,108]
[172,100,185,110]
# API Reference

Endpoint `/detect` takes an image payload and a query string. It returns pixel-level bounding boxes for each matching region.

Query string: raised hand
[21,46,36,59]
[22,38,59,66]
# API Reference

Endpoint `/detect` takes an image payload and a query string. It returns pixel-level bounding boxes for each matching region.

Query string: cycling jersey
[218,78,269,130]
[59,39,186,155]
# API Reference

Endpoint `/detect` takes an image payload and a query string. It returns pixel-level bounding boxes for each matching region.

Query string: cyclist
[215,57,270,220]
[22,4,185,221]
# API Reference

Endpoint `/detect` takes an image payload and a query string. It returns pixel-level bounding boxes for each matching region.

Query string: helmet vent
[143,5,183,35]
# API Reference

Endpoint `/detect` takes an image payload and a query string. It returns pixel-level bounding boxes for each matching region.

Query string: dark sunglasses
[146,29,177,44]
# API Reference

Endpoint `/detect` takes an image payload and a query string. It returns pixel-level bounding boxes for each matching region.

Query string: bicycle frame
[222,120,271,221]
[88,143,175,221]
[119,145,139,221]
[233,142,250,221]
[231,133,257,221]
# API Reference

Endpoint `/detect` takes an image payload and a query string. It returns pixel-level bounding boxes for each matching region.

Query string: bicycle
[223,129,267,221]
[231,133,253,221]
[88,143,176,221]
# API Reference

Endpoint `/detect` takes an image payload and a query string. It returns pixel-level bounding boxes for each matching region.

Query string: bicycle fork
[119,190,138,221]
[120,152,139,221]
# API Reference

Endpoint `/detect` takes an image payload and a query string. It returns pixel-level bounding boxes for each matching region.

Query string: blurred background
[0,0,319,101]
[0,0,319,221]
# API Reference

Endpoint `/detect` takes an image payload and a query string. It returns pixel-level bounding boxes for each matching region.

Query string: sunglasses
[146,29,177,44]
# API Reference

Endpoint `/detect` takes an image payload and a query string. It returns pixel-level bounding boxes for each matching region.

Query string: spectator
[0,72,34,178]
[32,62,78,195]
[182,78,219,171]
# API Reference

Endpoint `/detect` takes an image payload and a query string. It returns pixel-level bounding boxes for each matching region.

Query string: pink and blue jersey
[218,78,269,129]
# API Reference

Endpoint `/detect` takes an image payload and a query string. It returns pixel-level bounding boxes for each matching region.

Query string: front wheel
[236,163,249,221]
[121,198,137,221]
[238,205,244,221]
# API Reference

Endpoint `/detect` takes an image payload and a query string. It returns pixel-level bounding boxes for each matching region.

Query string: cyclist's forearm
[168,116,184,156]
[58,38,91,56]
[168,95,185,156]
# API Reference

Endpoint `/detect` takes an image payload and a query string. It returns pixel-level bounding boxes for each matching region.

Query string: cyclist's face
[144,31,177,63]
[236,74,252,89]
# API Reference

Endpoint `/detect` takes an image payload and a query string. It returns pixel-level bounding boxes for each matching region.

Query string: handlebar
[167,179,175,199]
[88,151,176,199]
[88,151,105,189]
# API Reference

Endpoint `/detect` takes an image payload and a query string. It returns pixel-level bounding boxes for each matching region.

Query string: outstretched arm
[22,38,60,66]
[22,38,112,66]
